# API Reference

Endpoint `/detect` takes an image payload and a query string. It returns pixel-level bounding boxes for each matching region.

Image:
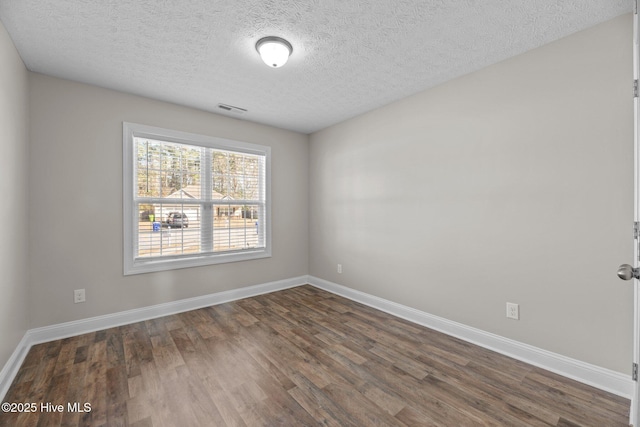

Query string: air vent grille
[217,103,247,114]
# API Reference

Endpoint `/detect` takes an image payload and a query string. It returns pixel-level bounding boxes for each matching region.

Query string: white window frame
[123,122,271,275]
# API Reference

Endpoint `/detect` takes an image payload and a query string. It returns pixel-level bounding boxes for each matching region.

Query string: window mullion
[201,147,213,253]
[258,156,266,248]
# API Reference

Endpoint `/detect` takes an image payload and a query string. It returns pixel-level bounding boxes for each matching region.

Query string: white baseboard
[0,276,306,400]
[307,275,634,399]
[1,274,633,403]
[0,333,31,403]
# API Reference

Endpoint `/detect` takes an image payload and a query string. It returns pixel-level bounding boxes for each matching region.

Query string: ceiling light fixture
[255,36,292,68]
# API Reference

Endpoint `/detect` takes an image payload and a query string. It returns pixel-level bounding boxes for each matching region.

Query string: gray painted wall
[27,74,309,328]
[0,22,29,369]
[309,15,634,373]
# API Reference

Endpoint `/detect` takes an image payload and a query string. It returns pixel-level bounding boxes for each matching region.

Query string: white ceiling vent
[217,103,247,114]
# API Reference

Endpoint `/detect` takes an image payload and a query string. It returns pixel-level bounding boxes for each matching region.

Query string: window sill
[124,249,272,275]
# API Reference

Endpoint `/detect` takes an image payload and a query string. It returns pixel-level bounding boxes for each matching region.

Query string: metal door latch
[617,264,640,281]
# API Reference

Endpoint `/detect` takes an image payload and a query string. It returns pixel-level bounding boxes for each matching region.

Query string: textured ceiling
[0,0,633,134]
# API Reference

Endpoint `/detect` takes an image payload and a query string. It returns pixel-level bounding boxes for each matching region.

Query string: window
[123,122,271,275]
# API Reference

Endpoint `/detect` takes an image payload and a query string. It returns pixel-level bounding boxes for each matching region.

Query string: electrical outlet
[506,302,519,320]
[337,264,343,274]
[74,289,86,304]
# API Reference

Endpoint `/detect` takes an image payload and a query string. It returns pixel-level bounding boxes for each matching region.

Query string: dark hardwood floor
[0,285,630,426]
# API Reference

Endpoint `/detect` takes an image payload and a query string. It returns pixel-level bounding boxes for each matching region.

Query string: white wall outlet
[337,263,343,274]
[506,302,519,320]
[74,289,86,304]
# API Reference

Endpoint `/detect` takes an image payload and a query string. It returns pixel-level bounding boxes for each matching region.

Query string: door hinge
[634,80,639,98]
[635,222,640,262]
[633,363,638,381]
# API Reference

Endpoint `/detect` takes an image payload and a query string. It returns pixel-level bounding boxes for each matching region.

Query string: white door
[628,2,640,425]
[618,3,640,425]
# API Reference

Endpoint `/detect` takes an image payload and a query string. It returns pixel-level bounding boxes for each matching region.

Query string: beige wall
[0,22,29,368]
[309,14,634,373]
[28,74,309,328]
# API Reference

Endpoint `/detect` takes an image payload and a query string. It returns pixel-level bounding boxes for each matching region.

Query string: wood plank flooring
[0,285,630,426]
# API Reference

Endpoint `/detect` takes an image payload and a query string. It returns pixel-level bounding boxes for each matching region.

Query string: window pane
[243,156,261,201]
[137,204,202,257]
[136,138,202,199]
[211,150,262,201]
[137,139,163,197]
[213,203,262,252]
[212,151,229,197]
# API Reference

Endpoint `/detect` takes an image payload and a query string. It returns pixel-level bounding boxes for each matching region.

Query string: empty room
[0,0,638,426]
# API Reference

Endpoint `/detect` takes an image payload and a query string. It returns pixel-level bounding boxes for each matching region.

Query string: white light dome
[256,37,292,68]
